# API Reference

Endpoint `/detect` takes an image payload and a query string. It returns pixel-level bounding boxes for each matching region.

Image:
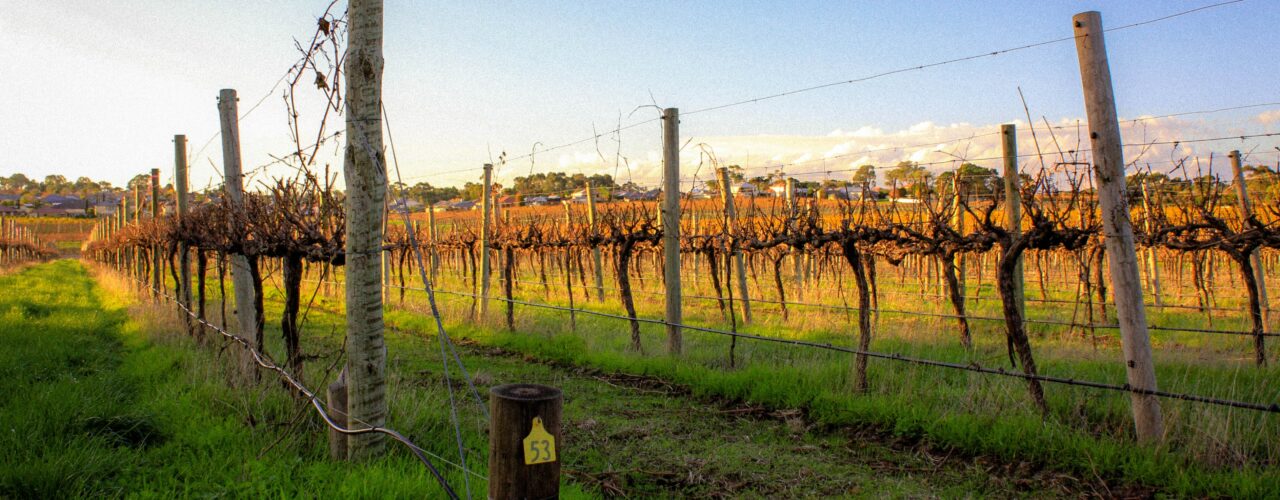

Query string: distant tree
[461,181,484,201]
[405,181,460,205]
[127,174,151,191]
[511,171,616,196]
[852,165,876,191]
[937,163,999,198]
[2,173,32,191]
[884,161,932,198]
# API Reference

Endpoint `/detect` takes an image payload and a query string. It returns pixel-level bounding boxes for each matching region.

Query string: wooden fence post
[1140,179,1162,307]
[427,204,439,281]
[489,384,562,500]
[1001,124,1026,322]
[951,171,966,298]
[662,107,683,354]
[1073,10,1164,442]
[117,197,126,271]
[382,201,391,304]
[175,135,192,328]
[327,371,349,460]
[150,168,162,298]
[133,184,143,284]
[218,88,263,386]
[718,166,752,324]
[1230,150,1269,325]
[585,181,606,302]
[786,177,804,301]
[481,163,493,317]
[342,0,387,459]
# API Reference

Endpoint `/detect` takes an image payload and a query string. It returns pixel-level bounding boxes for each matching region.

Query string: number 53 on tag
[522,417,557,465]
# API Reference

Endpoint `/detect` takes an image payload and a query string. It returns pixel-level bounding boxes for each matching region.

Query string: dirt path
[405,337,1118,498]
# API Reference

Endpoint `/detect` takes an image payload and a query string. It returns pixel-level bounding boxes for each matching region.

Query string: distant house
[0,205,19,215]
[687,185,714,199]
[823,186,868,200]
[617,189,660,202]
[768,181,809,198]
[496,195,519,207]
[41,194,82,205]
[730,182,760,196]
[0,193,20,204]
[391,198,424,212]
[524,195,550,206]
[452,200,477,211]
[32,207,66,217]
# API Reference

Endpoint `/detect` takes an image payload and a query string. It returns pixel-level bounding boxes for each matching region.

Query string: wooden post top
[491,383,562,402]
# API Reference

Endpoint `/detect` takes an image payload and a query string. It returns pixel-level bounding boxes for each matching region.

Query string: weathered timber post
[585,181,606,302]
[786,177,803,301]
[1001,124,1026,322]
[327,372,348,460]
[662,108,683,354]
[343,0,387,459]
[489,384,563,500]
[718,166,752,324]
[952,171,966,298]
[427,204,439,281]
[150,168,161,298]
[218,89,263,386]
[133,184,143,284]
[1074,10,1164,442]
[1230,150,1269,326]
[481,163,493,317]
[175,135,192,330]
[381,200,391,304]
[1140,179,1162,307]
[117,197,126,271]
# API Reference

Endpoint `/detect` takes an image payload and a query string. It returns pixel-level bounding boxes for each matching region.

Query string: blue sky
[3,1,1278,189]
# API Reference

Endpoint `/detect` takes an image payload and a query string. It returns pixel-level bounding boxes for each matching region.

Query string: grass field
[325,249,1280,497]
[1,260,1119,498]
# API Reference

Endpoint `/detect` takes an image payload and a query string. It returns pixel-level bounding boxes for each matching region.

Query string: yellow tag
[522,417,557,465]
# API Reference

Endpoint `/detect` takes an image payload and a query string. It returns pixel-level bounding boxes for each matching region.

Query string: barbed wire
[120,273,464,499]
[376,282,1279,414]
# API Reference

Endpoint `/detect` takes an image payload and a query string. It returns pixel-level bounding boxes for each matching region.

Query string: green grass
[351,256,1280,498]
[4,260,1090,498]
[0,261,509,498]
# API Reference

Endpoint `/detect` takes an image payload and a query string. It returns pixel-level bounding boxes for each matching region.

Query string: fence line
[435,273,1280,338]
[352,281,1280,414]
[118,271,467,498]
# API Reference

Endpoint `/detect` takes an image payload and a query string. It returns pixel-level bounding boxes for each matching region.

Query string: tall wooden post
[1074,10,1164,442]
[1001,124,1026,320]
[1140,179,1162,307]
[585,181,605,302]
[951,171,966,297]
[786,177,804,300]
[662,107,683,354]
[489,384,563,500]
[381,201,391,304]
[175,135,192,323]
[480,163,493,316]
[427,205,439,281]
[718,167,753,324]
[133,184,143,282]
[219,89,263,386]
[343,0,387,459]
[1230,150,1269,324]
[150,168,161,296]
[118,197,127,270]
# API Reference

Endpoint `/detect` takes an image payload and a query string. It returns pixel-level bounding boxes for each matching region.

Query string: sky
[3,0,1279,192]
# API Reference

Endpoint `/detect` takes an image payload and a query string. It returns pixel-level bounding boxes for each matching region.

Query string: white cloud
[1257,110,1280,125]
[495,115,1280,188]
